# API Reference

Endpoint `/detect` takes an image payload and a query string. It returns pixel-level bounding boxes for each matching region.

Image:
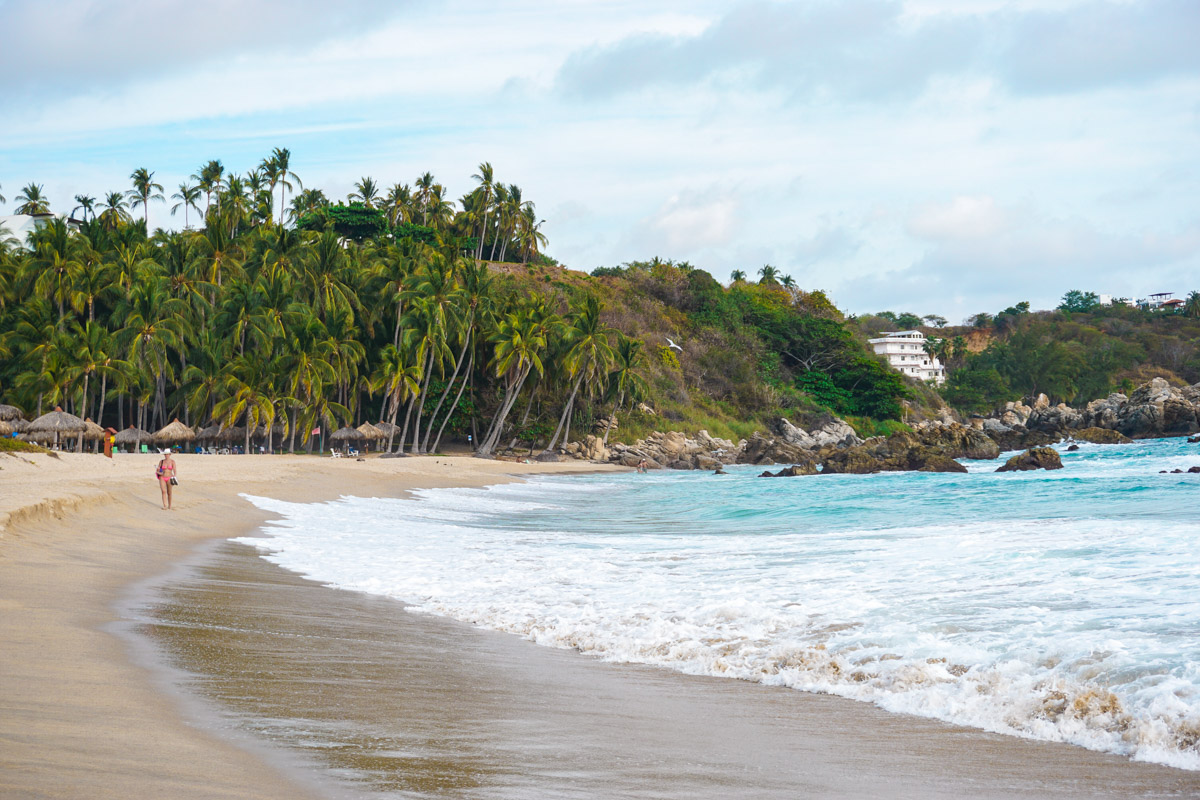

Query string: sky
[1,0,1197,321]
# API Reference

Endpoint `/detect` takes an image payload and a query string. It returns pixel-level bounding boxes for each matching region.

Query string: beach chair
[330,449,343,458]
[348,447,359,457]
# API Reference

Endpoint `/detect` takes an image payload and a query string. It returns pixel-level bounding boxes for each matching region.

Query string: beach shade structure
[356,422,385,453]
[27,407,88,451]
[374,420,399,439]
[113,425,154,453]
[329,425,366,452]
[154,418,196,448]
[0,419,14,437]
[196,423,224,442]
[81,418,105,453]
[13,418,30,433]
[0,404,25,422]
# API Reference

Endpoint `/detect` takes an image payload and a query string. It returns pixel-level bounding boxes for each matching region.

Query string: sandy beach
[3,450,1199,799]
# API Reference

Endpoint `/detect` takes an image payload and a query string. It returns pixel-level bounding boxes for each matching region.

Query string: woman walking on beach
[156,450,177,510]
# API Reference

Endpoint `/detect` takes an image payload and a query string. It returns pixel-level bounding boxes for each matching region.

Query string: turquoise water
[241,437,1200,769]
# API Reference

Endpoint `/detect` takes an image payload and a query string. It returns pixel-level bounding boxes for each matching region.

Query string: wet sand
[145,544,1200,799]
[3,451,1200,798]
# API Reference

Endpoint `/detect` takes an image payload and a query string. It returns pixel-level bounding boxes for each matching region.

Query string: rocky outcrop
[563,434,610,462]
[759,463,818,478]
[1071,427,1132,445]
[979,378,1200,447]
[910,421,1000,460]
[1027,402,1084,434]
[819,432,968,474]
[996,447,1063,472]
[605,429,741,470]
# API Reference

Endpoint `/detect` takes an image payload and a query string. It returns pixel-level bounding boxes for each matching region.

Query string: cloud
[555,0,1200,102]
[794,224,862,265]
[837,196,1200,316]
[621,189,738,257]
[0,0,410,103]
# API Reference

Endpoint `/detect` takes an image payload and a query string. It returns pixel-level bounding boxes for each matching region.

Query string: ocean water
[237,437,1200,770]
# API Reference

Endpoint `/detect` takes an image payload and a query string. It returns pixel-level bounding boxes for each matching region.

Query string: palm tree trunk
[422,330,471,451]
[432,350,473,453]
[98,373,109,430]
[397,395,415,453]
[410,347,435,453]
[546,372,585,451]
[507,374,539,450]
[479,365,532,456]
[602,390,623,445]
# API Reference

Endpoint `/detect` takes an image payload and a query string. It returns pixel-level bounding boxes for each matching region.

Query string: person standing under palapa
[156,449,178,510]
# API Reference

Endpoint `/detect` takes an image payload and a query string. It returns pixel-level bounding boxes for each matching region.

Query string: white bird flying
[665,337,683,352]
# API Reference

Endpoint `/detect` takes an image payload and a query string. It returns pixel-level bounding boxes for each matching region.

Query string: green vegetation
[0,437,50,454]
[932,296,1200,410]
[0,154,917,454]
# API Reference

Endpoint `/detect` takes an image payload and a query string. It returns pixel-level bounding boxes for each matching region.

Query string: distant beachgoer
[637,459,648,473]
[156,449,178,510]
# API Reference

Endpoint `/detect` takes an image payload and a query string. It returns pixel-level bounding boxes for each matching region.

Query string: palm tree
[477,302,553,456]
[371,343,423,452]
[191,160,225,219]
[602,336,646,444]
[170,183,203,229]
[213,353,278,453]
[471,162,495,260]
[290,188,328,220]
[98,192,132,230]
[414,172,437,225]
[128,168,165,227]
[385,182,413,226]
[780,274,796,289]
[15,183,51,215]
[758,264,780,284]
[25,218,80,326]
[269,147,302,226]
[349,177,380,208]
[0,182,5,205]
[1185,290,1200,319]
[72,195,97,222]
[545,295,615,452]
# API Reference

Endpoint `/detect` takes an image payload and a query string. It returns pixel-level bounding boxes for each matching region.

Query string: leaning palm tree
[477,303,553,456]
[170,182,203,229]
[191,159,225,218]
[371,343,423,452]
[470,162,495,260]
[127,168,165,227]
[14,183,50,215]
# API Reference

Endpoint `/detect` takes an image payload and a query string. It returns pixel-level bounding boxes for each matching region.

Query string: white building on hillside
[868,330,946,384]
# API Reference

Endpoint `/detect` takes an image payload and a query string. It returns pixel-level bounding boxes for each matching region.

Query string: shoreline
[3,451,1199,798]
[0,452,621,799]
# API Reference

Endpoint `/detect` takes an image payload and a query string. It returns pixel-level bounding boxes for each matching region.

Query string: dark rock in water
[1066,444,1080,452]
[984,423,1058,452]
[758,463,818,478]
[996,447,1064,473]
[1073,427,1132,445]
[1171,469,1184,474]
[714,467,727,475]
[917,454,969,473]
[1188,436,1200,444]
[1189,466,1200,473]
[819,434,968,474]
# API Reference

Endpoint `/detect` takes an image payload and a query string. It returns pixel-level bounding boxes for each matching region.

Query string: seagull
[665,337,683,352]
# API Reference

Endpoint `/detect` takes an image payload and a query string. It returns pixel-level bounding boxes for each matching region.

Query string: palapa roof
[329,425,366,441]
[113,426,153,445]
[220,426,247,442]
[373,420,399,436]
[196,424,224,441]
[0,404,25,421]
[27,407,87,433]
[154,418,196,443]
[356,422,385,440]
[0,419,15,436]
[82,418,106,440]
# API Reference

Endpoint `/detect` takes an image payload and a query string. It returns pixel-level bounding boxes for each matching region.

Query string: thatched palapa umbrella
[0,404,25,422]
[81,418,105,453]
[27,407,88,451]
[0,419,14,437]
[329,426,365,452]
[356,422,384,453]
[196,423,223,443]
[155,418,196,450]
[114,425,153,452]
[374,420,398,438]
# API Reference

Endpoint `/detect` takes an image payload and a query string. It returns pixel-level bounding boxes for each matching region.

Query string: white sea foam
[236,439,1200,769]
